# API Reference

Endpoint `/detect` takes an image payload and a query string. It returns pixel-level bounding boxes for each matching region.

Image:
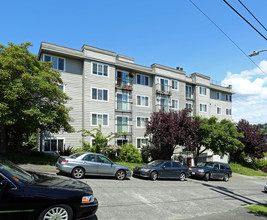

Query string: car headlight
[82,195,94,204]
[140,168,150,173]
[198,169,204,173]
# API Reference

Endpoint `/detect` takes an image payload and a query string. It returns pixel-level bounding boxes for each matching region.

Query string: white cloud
[222,60,267,124]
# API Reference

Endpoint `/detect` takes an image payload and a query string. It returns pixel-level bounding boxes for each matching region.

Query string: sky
[1,0,267,124]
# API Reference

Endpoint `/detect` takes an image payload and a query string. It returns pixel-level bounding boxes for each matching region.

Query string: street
[82,174,267,220]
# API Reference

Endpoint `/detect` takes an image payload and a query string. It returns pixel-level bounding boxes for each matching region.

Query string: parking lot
[82,174,267,220]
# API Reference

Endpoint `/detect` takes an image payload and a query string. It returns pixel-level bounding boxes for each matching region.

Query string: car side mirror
[0,180,11,191]
[162,166,166,169]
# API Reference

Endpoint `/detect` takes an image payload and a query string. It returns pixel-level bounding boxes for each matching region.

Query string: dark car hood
[31,172,93,193]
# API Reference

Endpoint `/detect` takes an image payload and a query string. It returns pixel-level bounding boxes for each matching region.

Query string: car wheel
[223,174,229,182]
[72,167,85,179]
[150,171,158,181]
[116,170,126,180]
[38,204,73,220]
[204,173,210,181]
[179,172,186,181]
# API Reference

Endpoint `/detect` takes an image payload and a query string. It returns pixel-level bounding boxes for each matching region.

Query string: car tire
[71,167,85,179]
[150,171,158,181]
[116,170,126,180]
[179,172,186,181]
[223,174,229,182]
[38,204,73,220]
[204,173,210,181]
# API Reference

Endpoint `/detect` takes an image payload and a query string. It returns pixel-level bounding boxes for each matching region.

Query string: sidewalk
[19,164,57,174]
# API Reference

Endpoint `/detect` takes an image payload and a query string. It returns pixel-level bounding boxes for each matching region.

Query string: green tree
[118,143,142,163]
[0,42,73,153]
[80,125,126,153]
[195,117,243,164]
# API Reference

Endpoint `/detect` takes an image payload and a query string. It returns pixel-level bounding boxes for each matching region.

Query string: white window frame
[43,137,65,152]
[136,95,149,107]
[136,116,149,128]
[92,62,109,77]
[136,74,149,86]
[217,107,222,115]
[159,77,170,92]
[186,103,192,109]
[199,86,207,96]
[116,115,129,132]
[136,137,149,149]
[186,85,192,99]
[172,80,179,90]
[43,54,66,72]
[226,108,232,115]
[171,99,179,109]
[91,88,109,102]
[58,84,65,92]
[200,103,208,112]
[216,92,222,100]
[226,94,232,102]
[91,113,109,126]
[116,139,129,146]
[116,92,129,111]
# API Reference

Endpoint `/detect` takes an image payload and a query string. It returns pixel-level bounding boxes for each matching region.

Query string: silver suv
[56,152,131,180]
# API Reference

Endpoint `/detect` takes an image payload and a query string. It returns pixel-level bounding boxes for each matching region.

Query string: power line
[223,0,267,41]
[188,0,267,76]
[238,0,267,32]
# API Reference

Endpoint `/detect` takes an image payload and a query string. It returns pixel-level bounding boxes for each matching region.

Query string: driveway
[81,174,267,220]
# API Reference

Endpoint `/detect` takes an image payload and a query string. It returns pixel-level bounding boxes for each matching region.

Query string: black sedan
[0,158,98,220]
[133,160,189,181]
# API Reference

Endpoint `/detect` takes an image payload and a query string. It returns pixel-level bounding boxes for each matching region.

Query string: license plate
[192,172,195,175]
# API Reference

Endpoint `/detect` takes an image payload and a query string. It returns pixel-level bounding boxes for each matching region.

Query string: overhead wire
[238,0,267,32]
[223,0,266,41]
[188,0,267,76]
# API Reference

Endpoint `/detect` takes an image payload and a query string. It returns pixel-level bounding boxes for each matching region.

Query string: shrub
[74,141,96,153]
[251,158,267,170]
[141,145,161,162]
[59,146,74,156]
[118,144,142,163]
[102,145,121,161]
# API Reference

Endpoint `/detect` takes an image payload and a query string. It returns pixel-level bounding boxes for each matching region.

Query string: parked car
[264,182,267,192]
[189,162,232,181]
[133,160,189,181]
[0,157,98,220]
[56,152,131,180]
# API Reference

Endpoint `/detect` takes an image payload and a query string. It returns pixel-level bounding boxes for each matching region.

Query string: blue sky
[1,0,267,124]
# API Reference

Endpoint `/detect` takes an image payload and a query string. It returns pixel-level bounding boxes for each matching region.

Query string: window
[186,85,192,99]
[83,154,97,162]
[58,84,64,92]
[160,97,169,112]
[117,116,128,132]
[163,162,172,167]
[226,94,232,102]
[117,139,128,146]
[220,164,226,169]
[200,104,207,112]
[172,162,181,167]
[117,70,129,86]
[137,117,149,127]
[92,113,108,126]
[217,107,222,114]
[92,62,108,76]
[137,95,149,107]
[137,74,149,86]
[137,138,148,148]
[199,86,207,96]
[172,99,179,109]
[44,138,64,152]
[216,92,222,100]
[160,78,169,92]
[172,80,178,90]
[92,88,108,101]
[117,93,128,110]
[44,55,65,71]
[226,108,232,115]
[186,103,192,109]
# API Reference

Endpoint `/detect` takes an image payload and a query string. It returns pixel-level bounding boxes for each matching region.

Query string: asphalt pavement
[19,164,267,220]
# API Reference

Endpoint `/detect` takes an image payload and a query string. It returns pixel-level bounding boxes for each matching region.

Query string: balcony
[115,78,133,90]
[116,101,132,112]
[115,124,133,134]
[155,104,170,112]
[155,84,172,96]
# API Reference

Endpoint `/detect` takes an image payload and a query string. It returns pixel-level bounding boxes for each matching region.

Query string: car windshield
[69,152,85,159]
[0,159,33,185]
[204,162,214,168]
[147,160,164,167]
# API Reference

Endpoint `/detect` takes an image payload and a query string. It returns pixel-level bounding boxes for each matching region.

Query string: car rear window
[69,152,85,159]
[220,164,226,169]
[172,162,181,167]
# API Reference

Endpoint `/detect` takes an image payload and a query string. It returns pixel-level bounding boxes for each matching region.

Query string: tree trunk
[0,125,7,153]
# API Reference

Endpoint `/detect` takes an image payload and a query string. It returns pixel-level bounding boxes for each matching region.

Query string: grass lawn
[245,204,267,216]
[230,163,267,176]
[116,162,146,171]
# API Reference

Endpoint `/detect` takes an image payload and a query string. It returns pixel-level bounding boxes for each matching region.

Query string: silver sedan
[56,152,131,180]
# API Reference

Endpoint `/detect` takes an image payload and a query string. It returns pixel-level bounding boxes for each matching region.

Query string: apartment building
[38,42,233,163]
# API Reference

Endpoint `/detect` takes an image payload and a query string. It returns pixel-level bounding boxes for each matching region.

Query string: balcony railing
[115,124,133,134]
[115,78,133,90]
[116,101,132,112]
[155,84,172,96]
